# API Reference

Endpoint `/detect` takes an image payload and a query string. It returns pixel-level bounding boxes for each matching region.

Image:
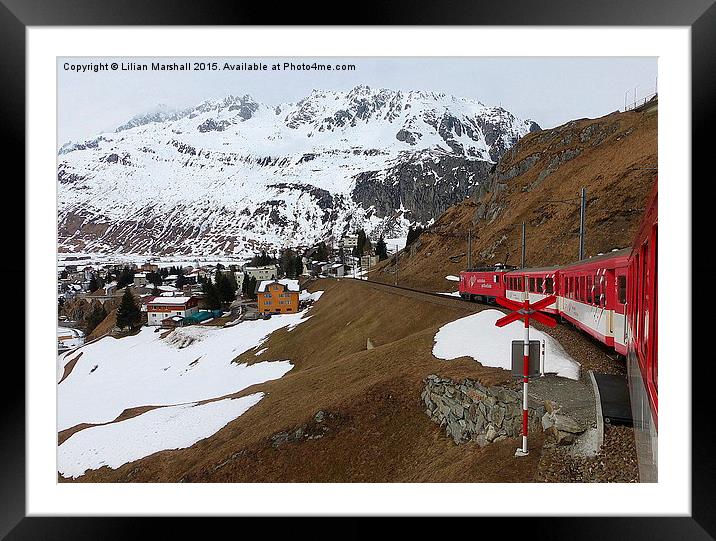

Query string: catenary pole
[467,230,472,269]
[579,187,586,260]
[395,244,399,286]
[521,222,526,269]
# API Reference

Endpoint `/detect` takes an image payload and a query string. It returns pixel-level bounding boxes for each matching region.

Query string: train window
[617,275,627,305]
[536,277,543,293]
[545,277,554,294]
[493,274,499,283]
[593,275,600,305]
[587,276,593,304]
[651,225,658,391]
[529,277,535,292]
[640,242,651,362]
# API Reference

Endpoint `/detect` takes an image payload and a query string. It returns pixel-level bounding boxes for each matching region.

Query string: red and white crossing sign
[495,295,557,457]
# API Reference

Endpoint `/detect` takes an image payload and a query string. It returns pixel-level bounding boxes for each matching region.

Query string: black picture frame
[4,1,710,538]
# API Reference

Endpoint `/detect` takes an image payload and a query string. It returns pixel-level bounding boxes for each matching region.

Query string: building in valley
[256,279,299,315]
[146,296,199,326]
[244,265,279,282]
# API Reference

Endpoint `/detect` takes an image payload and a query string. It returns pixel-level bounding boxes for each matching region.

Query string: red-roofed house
[147,296,199,326]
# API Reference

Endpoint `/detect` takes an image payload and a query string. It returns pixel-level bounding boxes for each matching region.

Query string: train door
[613,267,628,354]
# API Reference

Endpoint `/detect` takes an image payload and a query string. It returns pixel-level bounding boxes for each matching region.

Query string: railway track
[338,276,491,312]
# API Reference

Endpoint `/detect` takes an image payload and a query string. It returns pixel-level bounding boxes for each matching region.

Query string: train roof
[506,265,561,274]
[464,264,519,272]
[559,247,631,270]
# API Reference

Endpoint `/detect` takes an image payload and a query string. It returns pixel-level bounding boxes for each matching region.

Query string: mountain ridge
[57,85,539,256]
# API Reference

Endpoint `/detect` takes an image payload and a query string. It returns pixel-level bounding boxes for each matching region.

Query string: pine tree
[248,276,258,300]
[215,270,235,304]
[376,237,388,261]
[88,273,99,293]
[116,267,135,290]
[147,272,162,287]
[115,289,141,330]
[294,256,303,277]
[204,280,222,310]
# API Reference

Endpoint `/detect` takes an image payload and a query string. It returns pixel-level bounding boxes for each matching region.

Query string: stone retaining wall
[421,375,545,446]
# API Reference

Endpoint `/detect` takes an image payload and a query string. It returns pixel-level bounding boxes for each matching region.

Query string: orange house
[256,279,300,315]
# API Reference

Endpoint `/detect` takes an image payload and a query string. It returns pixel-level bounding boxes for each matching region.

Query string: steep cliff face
[370,108,658,291]
[57,86,538,256]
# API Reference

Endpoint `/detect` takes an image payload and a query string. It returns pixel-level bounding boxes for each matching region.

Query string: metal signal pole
[517,298,531,456]
[579,187,586,260]
[394,244,399,286]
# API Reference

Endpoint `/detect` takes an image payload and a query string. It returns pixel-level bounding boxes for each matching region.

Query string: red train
[459,181,657,481]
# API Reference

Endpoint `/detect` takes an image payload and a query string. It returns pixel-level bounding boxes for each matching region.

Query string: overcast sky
[58,57,657,144]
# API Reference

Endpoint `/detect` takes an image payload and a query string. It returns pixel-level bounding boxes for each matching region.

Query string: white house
[329,263,345,277]
[134,272,148,287]
[146,296,199,326]
[244,265,278,282]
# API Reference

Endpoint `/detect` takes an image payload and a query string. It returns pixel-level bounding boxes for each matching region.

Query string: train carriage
[626,183,658,482]
[556,249,630,352]
[504,266,561,314]
[459,265,515,303]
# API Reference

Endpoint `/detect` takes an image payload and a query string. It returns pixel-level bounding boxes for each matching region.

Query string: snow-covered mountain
[57,85,539,256]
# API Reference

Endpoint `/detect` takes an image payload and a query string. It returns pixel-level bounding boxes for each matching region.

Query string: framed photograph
[5,0,710,537]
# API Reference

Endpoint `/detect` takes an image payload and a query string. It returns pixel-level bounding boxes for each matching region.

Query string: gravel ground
[536,424,640,482]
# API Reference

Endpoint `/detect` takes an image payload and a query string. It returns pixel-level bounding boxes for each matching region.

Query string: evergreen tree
[316,242,329,262]
[176,274,187,289]
[88,273,99,293]
[60,269,68,279]
[247,276,258,300]
[203,280,222,310]
[294,256,304,277]
[116,266,135,289]
[376,237,388,261]
[406,225,424,246]
[147,272,162,287]
[351,230,367,258]
[115,289,141,330]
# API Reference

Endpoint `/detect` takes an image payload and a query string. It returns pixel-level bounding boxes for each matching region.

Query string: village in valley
[57,229,401,352]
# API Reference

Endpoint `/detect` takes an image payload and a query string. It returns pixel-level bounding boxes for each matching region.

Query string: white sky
[58,56,657,144]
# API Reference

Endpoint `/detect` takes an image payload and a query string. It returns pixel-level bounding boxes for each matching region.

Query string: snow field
[432,309,580,380]
[58,394,264,479]
[58,304,320,431]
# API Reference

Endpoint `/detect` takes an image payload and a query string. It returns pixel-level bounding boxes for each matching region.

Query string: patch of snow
[436,291,461,297]
[445,275,460,282]
[57,308,314,430]
[432,309,580,380]
[299,290,324,302]
[58,394,263,479]
[254,348,267,356]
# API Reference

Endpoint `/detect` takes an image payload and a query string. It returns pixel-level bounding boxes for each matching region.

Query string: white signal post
[516,298,531,456]
[495,293,557,458]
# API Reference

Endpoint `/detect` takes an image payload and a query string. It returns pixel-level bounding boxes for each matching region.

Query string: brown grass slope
[63,278,623,483]
[371,109,657,292]
[64,279,553,483]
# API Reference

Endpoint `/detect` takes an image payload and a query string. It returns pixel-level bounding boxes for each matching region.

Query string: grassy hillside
[370,108,657,292]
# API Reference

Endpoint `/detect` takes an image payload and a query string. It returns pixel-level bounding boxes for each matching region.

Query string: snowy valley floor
[58,278,634,483]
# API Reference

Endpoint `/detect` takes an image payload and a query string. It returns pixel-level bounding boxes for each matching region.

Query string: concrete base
[515,448,529,457]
